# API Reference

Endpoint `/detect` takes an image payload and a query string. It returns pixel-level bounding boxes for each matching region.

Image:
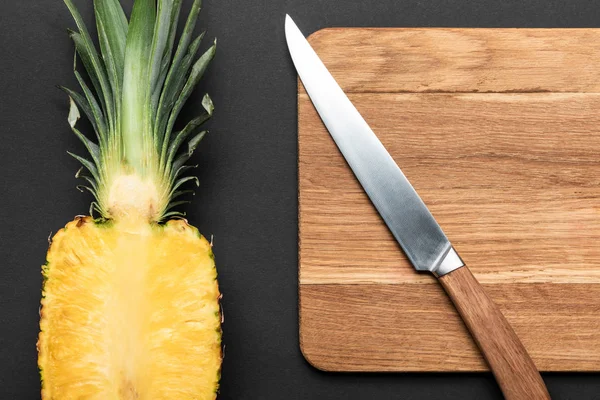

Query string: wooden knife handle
[438,266,550,400]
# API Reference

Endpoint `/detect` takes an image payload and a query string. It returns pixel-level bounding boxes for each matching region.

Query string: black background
[2,0,600,399]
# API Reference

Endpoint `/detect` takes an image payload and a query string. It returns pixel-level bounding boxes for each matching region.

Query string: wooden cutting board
[298,28,600,372]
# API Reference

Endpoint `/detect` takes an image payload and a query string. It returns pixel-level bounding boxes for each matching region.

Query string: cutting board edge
[299,283,600,373]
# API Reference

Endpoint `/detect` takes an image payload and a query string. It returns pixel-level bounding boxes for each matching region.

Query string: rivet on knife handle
[438,266,550,400]
[285,14,551,399]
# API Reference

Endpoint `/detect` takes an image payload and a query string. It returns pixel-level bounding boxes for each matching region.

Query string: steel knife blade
[285,15,550,400]
[286,19,462,277]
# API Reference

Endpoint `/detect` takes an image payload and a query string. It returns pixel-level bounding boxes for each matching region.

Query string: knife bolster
[432,247,464,277]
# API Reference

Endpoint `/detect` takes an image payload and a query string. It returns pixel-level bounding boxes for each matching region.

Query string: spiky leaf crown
[63,0,215,222]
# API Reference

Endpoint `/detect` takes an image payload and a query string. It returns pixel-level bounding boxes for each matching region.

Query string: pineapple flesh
[37,0,222,398]
[39,218,221,398]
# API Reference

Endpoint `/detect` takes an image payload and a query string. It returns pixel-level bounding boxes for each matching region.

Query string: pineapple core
[107,174,162,221]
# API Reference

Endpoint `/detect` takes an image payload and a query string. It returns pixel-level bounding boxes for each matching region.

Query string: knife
[285,15,550,400]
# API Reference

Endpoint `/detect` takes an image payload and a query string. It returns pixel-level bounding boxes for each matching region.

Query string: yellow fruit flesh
[38,217,221,399]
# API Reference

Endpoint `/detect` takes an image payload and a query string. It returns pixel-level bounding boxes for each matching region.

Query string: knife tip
[284,14,295,40]
[285,14,295,27]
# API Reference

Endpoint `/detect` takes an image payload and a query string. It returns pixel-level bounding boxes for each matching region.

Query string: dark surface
[1,0,600,399]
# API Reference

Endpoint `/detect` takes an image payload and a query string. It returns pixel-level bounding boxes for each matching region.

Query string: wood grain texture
[438,267,549,399]
[306,28,600,93]
[298,28,600,372]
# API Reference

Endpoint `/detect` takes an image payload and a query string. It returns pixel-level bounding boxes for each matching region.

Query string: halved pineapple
[39,217,221,398]
[37,0,222,398]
